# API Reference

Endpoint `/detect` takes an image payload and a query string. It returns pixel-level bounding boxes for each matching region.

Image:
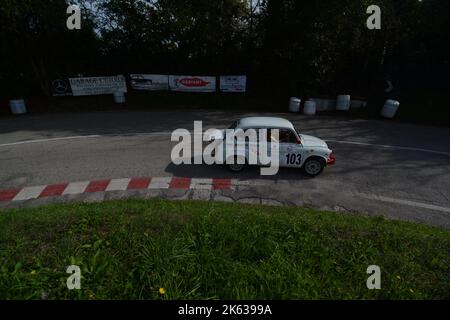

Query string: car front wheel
[303,157,325,177]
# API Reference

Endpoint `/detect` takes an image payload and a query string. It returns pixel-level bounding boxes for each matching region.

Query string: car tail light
[327,153,336,165]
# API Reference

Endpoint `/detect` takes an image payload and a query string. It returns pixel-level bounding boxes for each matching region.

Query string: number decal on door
[286,154,302,165]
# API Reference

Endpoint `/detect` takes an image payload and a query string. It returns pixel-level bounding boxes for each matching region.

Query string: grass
[0,199,449,300]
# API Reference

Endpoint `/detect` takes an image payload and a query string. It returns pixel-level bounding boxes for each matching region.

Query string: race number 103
[222,304,272,315]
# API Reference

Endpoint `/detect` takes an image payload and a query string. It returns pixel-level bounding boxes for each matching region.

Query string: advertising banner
[169,75,216,92]
[130,74,169,91]
[220,75,247,93]
[69,75,127,96]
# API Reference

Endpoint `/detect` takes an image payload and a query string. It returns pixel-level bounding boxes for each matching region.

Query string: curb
[0,177,236,203]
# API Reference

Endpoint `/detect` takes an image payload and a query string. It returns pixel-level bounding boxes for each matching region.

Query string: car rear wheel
[303,157,324,177]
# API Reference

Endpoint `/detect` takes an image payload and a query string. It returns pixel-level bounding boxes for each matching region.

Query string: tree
[0,0,100,98]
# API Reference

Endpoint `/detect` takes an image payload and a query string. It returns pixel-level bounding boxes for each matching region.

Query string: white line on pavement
[356,192,450,214]
[0,132,172,148]
[326,140,450,157]
[3,133,449,158]
[0,135,101,147]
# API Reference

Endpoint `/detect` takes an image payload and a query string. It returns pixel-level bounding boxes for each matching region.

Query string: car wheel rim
[305,160,321,175]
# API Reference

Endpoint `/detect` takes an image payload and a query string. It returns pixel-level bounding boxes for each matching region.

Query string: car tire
[227,156,246,172]
[303,157,325,177]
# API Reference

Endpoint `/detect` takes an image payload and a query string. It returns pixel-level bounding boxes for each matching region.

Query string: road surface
[1,110,450,228]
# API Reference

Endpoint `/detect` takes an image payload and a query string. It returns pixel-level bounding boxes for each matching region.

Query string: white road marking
[3,133,449,158]
[0,135,101,147]
[106,178,131,191]
[62,181,90,195]
[148,177,171,189]
[13,185,46,201]
[190,178,213,190]
[326,140,450,157]
[356,192,450,214]
[0,131,170,148]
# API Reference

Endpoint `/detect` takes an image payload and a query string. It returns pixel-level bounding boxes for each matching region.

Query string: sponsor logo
[52,79,69,94]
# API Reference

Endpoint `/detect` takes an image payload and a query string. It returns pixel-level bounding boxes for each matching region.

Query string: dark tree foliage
[0,0,449,104]
[0,0,101,98]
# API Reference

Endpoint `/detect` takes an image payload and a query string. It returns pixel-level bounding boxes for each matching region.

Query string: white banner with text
[130,74,169,91]
[69,75,127,96]
[220,75,247,93]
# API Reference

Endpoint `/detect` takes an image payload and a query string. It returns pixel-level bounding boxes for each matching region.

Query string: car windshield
[295,128,301,136]
[228,121,238,130]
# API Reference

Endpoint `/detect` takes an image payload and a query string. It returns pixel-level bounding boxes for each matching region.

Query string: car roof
[237,117,295,130]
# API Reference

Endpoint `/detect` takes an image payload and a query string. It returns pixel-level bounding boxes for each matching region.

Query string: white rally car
[218,117,335,177]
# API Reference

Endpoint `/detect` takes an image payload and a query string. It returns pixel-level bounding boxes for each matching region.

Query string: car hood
[300,134,328,148]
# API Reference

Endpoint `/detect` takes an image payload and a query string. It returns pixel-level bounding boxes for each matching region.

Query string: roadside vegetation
[1,199,449,299]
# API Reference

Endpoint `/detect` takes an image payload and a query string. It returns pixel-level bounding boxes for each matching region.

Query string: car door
[254,128,279,166]
[278,128,303,167]
[246,127,259,165]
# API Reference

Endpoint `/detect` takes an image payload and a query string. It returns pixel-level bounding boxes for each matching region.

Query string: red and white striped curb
[0,177,235,202]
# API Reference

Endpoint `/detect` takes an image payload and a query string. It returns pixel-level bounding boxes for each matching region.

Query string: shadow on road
[164,159,319,181]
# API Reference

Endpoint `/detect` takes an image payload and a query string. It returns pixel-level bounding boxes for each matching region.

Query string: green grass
[0,199,449,300]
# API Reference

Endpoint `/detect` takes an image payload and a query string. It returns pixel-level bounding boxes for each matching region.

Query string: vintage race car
[214,117,335,176]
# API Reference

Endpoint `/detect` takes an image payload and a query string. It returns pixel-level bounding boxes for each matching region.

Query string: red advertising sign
[169,75,216,92]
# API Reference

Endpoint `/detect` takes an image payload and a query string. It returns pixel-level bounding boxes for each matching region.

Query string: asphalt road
[1,110,450,227]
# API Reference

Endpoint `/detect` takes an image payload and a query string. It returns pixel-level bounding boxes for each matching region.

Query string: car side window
[228,121,238,130]
[266,129,278,143]
[279,129,297,143]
